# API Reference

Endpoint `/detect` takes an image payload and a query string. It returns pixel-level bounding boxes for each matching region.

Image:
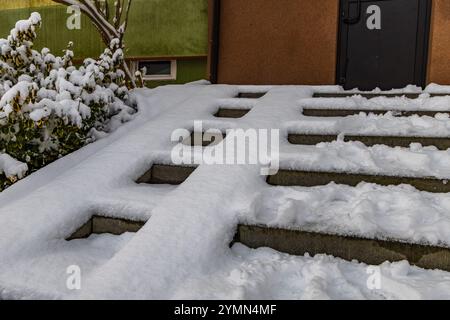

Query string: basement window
[133,60,177,81]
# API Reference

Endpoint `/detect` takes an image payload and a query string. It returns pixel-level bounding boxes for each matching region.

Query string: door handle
[343,0,362,24]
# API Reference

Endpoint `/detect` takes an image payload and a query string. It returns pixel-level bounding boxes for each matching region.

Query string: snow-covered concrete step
[183,131,226,147]
[214,108,251,118]
[267,169,450,193]
[235,225,450,271]
[237,92,267,99]
[288,134,450,150]
[313,92,450,98]
[302,108,443,118]
[67,215,146,240]
[136,164,197,185]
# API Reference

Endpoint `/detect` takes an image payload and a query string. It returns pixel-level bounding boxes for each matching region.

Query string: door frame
[208,0,221,84]
[336,0,433,89]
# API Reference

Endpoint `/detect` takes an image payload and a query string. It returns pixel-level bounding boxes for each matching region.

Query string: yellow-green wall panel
[0,0,208,58]
[2,1,57,10]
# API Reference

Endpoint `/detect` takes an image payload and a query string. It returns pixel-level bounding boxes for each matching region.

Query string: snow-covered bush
[0,13,136,190]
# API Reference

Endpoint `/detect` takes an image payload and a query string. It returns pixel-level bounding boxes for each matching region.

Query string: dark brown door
[337,0,432,90]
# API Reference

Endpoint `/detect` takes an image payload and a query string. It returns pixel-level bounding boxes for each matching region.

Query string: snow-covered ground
[180,244,450,300]
[2,83,450,299]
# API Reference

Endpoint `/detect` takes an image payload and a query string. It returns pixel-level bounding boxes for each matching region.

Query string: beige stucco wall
[428,0,450,84]
[216,0,339,85]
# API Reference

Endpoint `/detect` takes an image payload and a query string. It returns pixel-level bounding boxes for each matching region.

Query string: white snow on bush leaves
[0,81,38,116]
[0,13,135,189]
[0,153,27,179]
[12,12,41,36]
[30,99,90,127]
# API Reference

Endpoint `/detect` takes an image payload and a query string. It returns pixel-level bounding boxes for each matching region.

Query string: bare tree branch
[104,1,110,21]
[52,0,135,87]
[119,0,132,44]
[114,0,123,29]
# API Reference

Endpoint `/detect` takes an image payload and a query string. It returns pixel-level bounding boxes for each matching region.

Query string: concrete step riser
[313,93,450,98]
[235,225,450,271]
[302,109,445,117]
[67,216,146,240]
[214,108,250,118]
[137,164,197,185]
[237,92,266,99]
[267,170,450,193]
[184,132,226,147]
[288,134,450,150]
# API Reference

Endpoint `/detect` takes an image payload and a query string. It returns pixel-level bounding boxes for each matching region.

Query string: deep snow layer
[279,140,450,179]
[247,183,450,247]
[294,94,450,137]
[287,113,450,137]
[181,244,450,300]
[299,94,450,111]
[2,83,450,299]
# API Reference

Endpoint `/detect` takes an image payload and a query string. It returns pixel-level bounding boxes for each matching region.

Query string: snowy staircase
[238,90,450,271]
[8,84,450,298]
